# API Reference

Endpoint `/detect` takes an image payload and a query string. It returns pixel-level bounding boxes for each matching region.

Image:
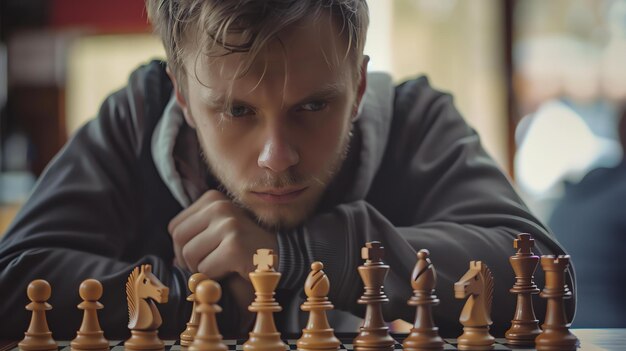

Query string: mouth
[250,186,308,204]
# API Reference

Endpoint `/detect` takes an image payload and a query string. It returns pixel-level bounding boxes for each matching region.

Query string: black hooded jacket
[0,61,575,339]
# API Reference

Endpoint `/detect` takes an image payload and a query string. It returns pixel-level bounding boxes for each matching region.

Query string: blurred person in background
[549,105,626,328]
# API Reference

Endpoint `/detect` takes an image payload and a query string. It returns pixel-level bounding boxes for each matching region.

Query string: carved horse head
[126,264,169,330]
[454,261,493,327]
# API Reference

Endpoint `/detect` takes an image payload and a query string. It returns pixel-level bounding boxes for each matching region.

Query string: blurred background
[1,0,625,328]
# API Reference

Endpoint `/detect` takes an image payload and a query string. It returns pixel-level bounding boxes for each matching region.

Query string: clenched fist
[168,189,278,280]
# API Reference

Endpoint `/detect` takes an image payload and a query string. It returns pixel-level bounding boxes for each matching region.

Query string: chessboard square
[163,340,176,346]
[108,340,122,346]
[111,346,125,351]
[285,340,298,350]
[168,345,182,351]
[57,341,70,348]
[443,344,457,350]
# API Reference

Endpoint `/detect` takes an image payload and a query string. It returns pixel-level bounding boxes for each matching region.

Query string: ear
[166,66,196,129]
[353,55,369,121]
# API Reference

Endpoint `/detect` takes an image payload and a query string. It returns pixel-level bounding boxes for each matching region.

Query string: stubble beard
[199,128,353,231]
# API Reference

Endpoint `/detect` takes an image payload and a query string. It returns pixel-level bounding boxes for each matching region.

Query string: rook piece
[353,241,395,351]
[180,273,209,348]
[124,265,169,351]
[505,233,542,346]
[188,280,227,351]
[71,279,109,351]
[454,261,495,351]
[402,249,444,351]
[243,249,287,351]
[535,255,579,351]
[18,280,57,351]
[296,262,340,351]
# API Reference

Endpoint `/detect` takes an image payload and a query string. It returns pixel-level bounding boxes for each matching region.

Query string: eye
[299,101,327,112]
[225,104,254,118]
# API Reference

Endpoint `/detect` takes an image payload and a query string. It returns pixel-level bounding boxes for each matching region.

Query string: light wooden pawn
[180,273,209,348]
[18,279,57,351]
[296,261,340,351]
[188,280,227,351]
[71,279,109,351]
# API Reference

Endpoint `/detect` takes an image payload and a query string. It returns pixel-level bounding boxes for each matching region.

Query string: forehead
[185,13,355,96]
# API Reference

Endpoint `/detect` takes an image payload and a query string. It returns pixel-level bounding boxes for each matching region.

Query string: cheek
[191,111,255,176]
[298,111,351,170]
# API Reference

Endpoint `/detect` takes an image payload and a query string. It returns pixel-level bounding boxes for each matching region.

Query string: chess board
[6,338,538,351]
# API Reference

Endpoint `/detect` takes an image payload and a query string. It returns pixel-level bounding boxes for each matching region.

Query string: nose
[257,128,299,173]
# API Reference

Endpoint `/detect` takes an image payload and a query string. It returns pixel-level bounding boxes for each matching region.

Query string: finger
[168,190,224,233]
[172,240,188,271]
[180,216,231,272]
[196,238,237,281]
[171,199,234,246]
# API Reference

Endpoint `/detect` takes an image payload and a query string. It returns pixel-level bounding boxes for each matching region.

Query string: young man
[0,0,574,339]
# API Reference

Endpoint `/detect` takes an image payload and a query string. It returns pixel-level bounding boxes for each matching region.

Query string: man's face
[174,15,367,230]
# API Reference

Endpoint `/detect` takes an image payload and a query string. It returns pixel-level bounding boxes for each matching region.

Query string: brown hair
[146,0,369,94]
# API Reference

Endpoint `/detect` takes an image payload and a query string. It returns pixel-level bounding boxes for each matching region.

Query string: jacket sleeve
[276,77,575,336]
[0,65,242,339]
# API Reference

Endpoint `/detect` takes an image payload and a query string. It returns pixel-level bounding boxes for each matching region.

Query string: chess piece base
[353,328,395,351]
[179,323,196,348]
[243,332,286,351]
[535,328,579,351]
[403,328,444,351]
[297,328,340,351]
[71,330,109,351]
[124,330,164,351]
[18,332,57,351]
[457,326,495,351]
[188,336,227,351]
[505,320,541,346]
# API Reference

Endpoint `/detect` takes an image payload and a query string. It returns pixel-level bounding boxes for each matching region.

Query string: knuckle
[181,245,198,271]
[219,217,239,233]
[200,190,219,202]
[171,227,185,243]
[208,200,233,217]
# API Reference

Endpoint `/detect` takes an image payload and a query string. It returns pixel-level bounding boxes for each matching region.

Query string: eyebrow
[200,82,346,109]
